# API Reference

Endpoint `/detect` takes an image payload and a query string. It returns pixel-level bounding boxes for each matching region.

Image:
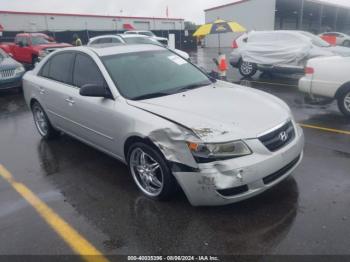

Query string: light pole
[299,0,305,30]
[319,4,324,33]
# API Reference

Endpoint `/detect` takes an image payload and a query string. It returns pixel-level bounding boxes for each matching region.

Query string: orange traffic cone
[218,54,228,80]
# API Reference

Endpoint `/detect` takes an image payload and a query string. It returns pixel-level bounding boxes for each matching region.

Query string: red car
[0,33,71,66]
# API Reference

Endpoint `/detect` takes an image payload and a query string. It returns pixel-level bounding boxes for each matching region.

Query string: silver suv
[23,45,304,206]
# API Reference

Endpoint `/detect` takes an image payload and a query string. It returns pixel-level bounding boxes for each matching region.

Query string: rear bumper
[298,76,312,94]
[173,125,304,206]
[258,65,304,74]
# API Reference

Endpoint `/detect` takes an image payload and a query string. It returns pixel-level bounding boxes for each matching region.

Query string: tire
[127,142,177,201]
[337,86,350,117]
[31,101,60,139]
[343,40,350,47]
[239,60,257,78]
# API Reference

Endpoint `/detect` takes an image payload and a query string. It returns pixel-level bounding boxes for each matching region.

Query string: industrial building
[204,0,350,47]
[0,10,184,32]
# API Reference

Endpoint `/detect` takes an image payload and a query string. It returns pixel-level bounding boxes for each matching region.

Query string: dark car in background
[0,48,25,91]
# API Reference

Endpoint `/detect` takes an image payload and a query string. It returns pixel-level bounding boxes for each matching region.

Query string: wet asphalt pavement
[0,48,350,258]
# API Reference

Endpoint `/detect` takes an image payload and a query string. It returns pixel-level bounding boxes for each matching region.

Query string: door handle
[39,87,46,94]
[65,98,75,105]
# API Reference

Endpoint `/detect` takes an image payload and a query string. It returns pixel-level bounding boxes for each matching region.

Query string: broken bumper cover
[173,125,304,206]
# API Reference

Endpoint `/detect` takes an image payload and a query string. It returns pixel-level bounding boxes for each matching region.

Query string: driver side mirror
[79,84,113,99]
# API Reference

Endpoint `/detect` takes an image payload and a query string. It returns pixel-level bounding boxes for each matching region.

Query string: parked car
[230,30,350,77]
[23,45,304,206]
[87,34,189,59]
[0,33,71,67]
[124,30,168,45]
[0,48,25,90]
[299,56,350,117]
[319,32,350,47]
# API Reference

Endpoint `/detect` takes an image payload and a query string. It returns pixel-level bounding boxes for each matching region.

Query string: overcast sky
[1,0,350,24]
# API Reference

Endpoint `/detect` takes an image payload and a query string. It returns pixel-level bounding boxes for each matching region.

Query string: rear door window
[39,61,51,78]
[111,37,123,43]
[47,52,75,84]
[97,38,112,44]
[73,54,105,88]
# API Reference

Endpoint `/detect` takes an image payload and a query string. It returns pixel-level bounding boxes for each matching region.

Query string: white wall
[204,0,276,47]
[0,12,184,32]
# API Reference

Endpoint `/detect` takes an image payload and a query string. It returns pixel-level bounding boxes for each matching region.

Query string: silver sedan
[23,45,304,206]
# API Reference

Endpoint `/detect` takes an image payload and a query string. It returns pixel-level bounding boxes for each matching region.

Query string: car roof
[125,30,150,33]
[249,30,305,35]
[16,33,48,37]
[61,44,166,57]
[247,30,312,41]
[119,34,150,39]
[89,35,122,41]
[89,34,150,41]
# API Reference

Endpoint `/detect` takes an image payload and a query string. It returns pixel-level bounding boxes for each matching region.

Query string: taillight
[232,40,238,49]
[305,67,314,75]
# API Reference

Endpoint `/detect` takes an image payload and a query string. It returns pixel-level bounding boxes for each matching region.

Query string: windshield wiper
[174,81,212,93]
[132,92,171,101]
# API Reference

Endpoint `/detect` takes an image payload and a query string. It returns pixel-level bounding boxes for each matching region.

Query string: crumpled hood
[127,81,291,142]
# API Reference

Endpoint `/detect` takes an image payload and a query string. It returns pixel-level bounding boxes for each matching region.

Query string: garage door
[133,21,150,30]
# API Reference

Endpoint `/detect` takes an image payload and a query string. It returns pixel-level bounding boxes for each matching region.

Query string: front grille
[258,121,295,152]
[0,69,15,79]
[263,154,301,185]
[217,185,249,197]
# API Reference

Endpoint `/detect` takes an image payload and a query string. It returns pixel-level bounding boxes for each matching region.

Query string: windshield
[0,49,8,60]
[102,50,211,100]
[139,31,155,37]
[31,36,50,45]
[124,37,161,46]
[299,31,331,47]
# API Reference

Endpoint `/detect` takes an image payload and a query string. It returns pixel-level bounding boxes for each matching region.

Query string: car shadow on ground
[36,136,299,254]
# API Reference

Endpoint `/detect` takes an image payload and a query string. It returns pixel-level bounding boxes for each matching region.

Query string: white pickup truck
[299,56,350,117]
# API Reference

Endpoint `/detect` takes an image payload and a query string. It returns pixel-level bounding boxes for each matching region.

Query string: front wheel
[239,60,257,78]
[127,142,177,200]
[31,101,60,139]
[337,87,350,117]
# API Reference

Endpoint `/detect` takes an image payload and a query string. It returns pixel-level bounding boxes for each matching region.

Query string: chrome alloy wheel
[129,148,164,197]
[33,105,49,136]
[241,61,253,75]
[344,92,350,112]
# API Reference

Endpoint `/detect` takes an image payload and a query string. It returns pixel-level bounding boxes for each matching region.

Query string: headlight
[15,65,25,75]
[187,140,252,163]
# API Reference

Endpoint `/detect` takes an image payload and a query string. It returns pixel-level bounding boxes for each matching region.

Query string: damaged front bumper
[173,126,304,206]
